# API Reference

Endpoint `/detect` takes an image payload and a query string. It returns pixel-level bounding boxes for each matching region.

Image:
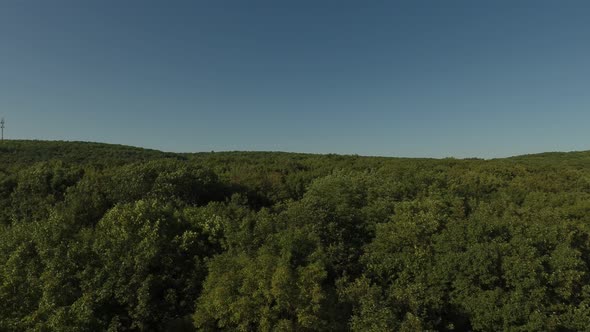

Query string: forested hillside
[2,140,590,331]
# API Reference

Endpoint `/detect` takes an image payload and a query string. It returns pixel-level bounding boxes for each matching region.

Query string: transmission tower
[0,118,4,141]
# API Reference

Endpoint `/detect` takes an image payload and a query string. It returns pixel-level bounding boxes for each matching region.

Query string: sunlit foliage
[2,140,590,331]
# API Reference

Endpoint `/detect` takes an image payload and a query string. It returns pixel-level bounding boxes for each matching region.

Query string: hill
[2,140,590,331]
[0,140,180,169]
[506,150,590,168]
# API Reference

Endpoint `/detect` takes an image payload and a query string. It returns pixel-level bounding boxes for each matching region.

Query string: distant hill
[506,150,590,168]
[2,139,588,167]
[0,140,180,169]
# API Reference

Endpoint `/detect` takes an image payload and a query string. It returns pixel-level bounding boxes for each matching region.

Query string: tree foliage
[2,140,590,331]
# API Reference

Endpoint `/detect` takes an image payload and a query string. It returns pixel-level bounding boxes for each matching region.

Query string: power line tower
[0,118,4,141]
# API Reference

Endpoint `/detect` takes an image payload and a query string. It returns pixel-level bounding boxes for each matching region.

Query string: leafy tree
[2,140,590,331]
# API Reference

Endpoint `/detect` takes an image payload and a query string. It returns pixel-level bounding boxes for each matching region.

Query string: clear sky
[1,0,589,158]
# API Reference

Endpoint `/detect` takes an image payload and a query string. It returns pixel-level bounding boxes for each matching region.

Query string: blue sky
[1,0,589,158]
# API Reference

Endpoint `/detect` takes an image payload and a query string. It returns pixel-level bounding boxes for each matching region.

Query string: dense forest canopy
[2,140,590,331]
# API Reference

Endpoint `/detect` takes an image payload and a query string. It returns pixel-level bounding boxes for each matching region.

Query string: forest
[2,140,590,331]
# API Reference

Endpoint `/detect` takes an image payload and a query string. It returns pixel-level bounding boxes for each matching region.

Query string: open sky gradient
[1,0,590,158]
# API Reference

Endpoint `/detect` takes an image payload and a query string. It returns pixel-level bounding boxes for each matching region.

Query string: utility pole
[0,118,4,141]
